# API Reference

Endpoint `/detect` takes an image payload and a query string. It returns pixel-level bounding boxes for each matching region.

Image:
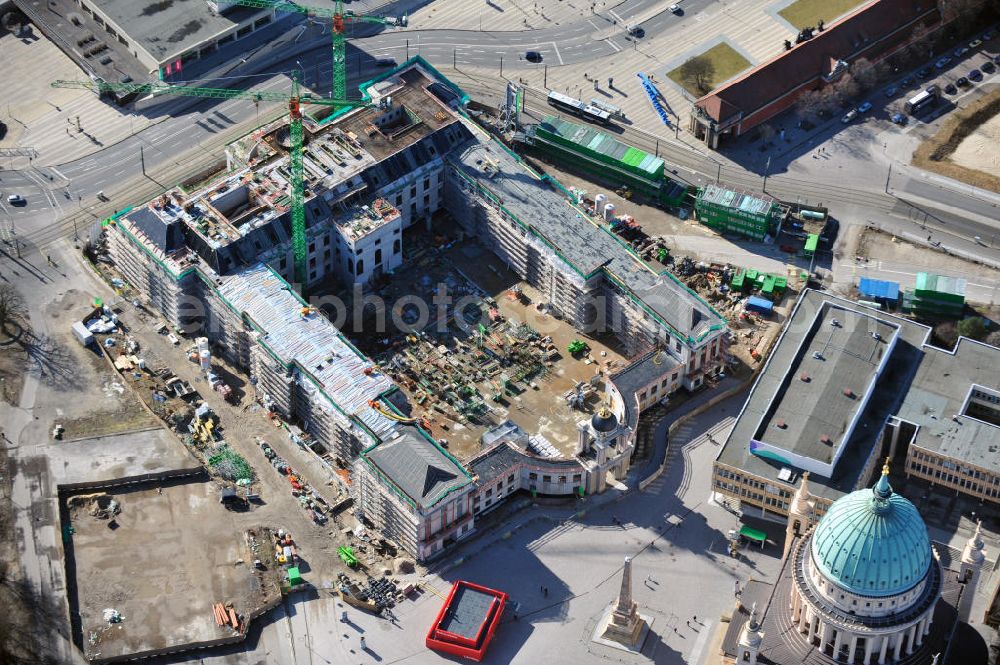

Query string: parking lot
[840,24,1000,128]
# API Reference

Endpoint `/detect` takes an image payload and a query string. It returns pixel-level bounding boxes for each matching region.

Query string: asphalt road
[2,0,999,271]
[356,0,717,67]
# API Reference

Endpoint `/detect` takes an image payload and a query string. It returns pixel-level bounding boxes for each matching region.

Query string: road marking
[688,619,713,664]
[604,38,621,53]
[551,41,564,65]
[608,9,623,25]
[50,167,69,182]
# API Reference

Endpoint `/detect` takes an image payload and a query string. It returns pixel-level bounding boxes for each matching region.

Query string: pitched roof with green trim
[362,425,472,508]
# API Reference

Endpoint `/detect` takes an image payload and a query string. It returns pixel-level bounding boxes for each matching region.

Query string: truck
[72,321,94,347]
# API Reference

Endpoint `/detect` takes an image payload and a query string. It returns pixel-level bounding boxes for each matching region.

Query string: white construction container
[71,321,94,347]
[594,193,607,215]
[603,203,616,221]
[199,349,212,371]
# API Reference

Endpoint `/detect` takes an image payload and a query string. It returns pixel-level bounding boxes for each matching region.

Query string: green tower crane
[231,0,407,101]
[52,76,372,290]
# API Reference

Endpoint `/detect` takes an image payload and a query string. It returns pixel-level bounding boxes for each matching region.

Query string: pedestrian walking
[693,615,698,623]
[543,587,548,597]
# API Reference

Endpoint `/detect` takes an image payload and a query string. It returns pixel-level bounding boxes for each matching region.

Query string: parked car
[901,75,914,86]
[841,108,858,123]
[982,61,996,74]
[956,76,971,87]
[968,39,983,49]
[935,56,952,68]
[525,50,543,62]
[884,86,898,97]
[918,67,932,79]
[669,3,682,14]
[954,46,969,57]
[944,83,957,94]
[969,68,983,81]
[891,112,907,125]
[857,101,872,113]
[983,30,995,40]
[6,194,25,205]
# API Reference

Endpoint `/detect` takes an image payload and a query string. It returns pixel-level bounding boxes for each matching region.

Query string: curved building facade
[788,466,941,664]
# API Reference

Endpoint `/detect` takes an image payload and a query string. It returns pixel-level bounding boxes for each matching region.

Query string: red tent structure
[426,580,507,661]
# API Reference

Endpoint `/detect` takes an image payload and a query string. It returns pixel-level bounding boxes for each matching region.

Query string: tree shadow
[18,329,85,391]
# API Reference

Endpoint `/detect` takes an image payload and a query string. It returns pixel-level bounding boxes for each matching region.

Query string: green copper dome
[810,468,932,597]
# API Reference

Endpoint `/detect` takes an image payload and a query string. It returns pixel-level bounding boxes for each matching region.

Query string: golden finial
[882,456,891,476]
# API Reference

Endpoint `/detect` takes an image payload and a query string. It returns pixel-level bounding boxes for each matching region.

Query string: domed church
[721,462,986,665]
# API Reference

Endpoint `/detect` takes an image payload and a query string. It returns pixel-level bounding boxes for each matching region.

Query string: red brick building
[689,0,940,148]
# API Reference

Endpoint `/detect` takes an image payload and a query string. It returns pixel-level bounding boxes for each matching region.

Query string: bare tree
[679,57,716,95]
[852,58,879,91]
[809,87,836,117]
[832,74,860,106]
[795,90,823,121]
[0,285,27,336]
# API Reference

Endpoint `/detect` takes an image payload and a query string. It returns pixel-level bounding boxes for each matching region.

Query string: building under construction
[104,58,729,561]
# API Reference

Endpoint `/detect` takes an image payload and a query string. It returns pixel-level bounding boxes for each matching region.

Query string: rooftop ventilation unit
[800,372,811,382]
[872,332,881,341]
[830,318,840,327]
[775,419,787,429]
[843,388,854,398]
[812,351,824,360]
[777,467,794,482]
[819,434,832,445]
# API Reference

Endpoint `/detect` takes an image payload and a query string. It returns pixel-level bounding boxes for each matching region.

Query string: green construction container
[904,273,966,316]
[804,234,819,255]
[288,567,302,586]
[731,268,746,291]
[536,116,665,181]
[528,117,689,205]
[693,184,778,241]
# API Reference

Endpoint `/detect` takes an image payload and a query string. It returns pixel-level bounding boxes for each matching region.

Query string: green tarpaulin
[740,525,767,547]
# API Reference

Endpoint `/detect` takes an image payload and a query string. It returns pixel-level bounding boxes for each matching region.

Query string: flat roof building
[713,290,1000,523]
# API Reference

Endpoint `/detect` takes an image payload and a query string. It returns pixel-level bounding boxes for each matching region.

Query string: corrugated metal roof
[858,278,899,300]
[218,264,396,438]
[697,183,774,216]
[914,272,966,296]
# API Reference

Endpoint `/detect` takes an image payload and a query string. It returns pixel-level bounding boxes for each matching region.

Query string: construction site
[65,481,282,662]
[83,56,736,573]
[357,238,630,461]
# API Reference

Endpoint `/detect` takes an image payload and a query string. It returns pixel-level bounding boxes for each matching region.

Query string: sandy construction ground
[950,111,1000,178]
